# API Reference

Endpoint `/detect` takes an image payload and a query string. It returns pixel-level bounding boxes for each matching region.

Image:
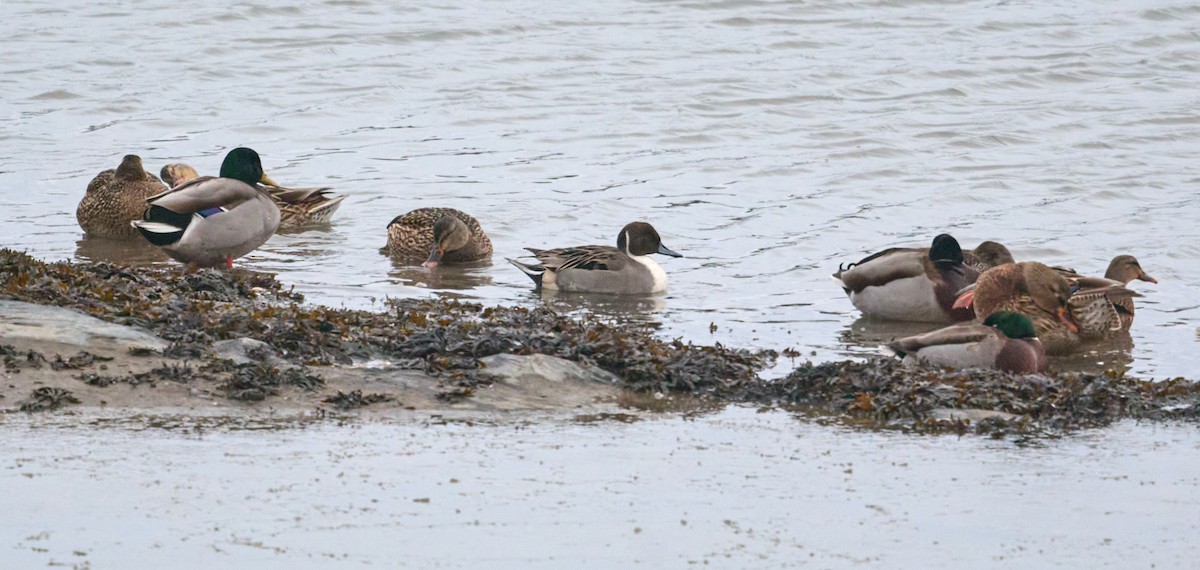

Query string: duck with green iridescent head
[131,147,280,269]
[883,310,1048,374]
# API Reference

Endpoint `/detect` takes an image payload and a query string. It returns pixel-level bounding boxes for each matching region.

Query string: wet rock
[0,300,167,353]
[481,353,618,386]
[212,338,283,365]
[930,408,1021,423]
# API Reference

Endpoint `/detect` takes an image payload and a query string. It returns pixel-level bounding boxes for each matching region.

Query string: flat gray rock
[212,337,283,365]
[930,408,1021,423]
[481,353,618,386]
[0,300,167,353]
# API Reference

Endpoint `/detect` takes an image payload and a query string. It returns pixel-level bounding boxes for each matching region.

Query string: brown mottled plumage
[963,241,1015,273]
[1054,255,1155,333]
[77,155,168,238]
[384,208,492,264]
[962,262,1081,355]
[160,162,344,229]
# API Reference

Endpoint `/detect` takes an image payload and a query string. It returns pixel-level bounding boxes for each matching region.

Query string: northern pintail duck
[131,147,281,269]
[1053,255,1155,334]
[953,261,1083,355]
[508,221,682,294]
[77,155,168,239]
[160,162,344,229]
[834,234,980,322]
[884,311,1048,374]
[384,208,492,267]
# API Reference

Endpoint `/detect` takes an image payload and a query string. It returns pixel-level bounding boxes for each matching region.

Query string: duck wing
[834,248,927,292]
[528,245,629,272]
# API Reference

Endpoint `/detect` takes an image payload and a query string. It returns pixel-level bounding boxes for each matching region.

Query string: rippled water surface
[2,409,1198,568]
[3,0,1200,376]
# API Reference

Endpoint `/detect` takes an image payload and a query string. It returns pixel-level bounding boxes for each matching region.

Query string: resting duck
[77,155,168,239]
[384,208,492,267]
[131,147,281,269]
[834,234,980,322]
[963,241,1015,273]
[1053,255,1156,333]
[160,162,344,229]
[953,261,1085,355]
[508,221,682,294]
[883,311,1048,374]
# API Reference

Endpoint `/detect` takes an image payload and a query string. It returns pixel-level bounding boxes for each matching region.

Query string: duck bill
[952,289,975,310]
[423,245,444,268]
[259,173,280,187]
[1139,272,1158,284]
[656,243,683,258]
[1057,306,1080,333]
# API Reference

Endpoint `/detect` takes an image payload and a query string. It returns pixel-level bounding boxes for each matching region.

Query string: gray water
[2,0,1198,377]
[3,4,1200,565]
[2,408,1198,569]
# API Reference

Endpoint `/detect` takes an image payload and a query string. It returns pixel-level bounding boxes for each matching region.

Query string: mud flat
[2,249,1197,437]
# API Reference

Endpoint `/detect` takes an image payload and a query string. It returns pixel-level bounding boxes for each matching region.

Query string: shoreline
[2,249,1197,437]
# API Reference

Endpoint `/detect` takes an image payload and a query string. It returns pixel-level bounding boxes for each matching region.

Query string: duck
[508,221,682,294]
[384,208,492,266]
[77,155,169,239]
[963,241,1015,273]
[130,147,281,269]
[833,234,980,323]
[883,311,1048,374]
[159,162,344,229]
[952,261,1084,355]
[1053,255,1155,334]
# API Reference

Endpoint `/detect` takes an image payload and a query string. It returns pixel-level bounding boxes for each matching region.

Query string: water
[5,4,1200,565]
[3,0,1199,377]
[0,408,1196,569]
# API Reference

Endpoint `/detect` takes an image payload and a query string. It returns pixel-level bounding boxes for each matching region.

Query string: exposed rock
[0,300,168,353]
[481,353,618,386]
[930,408,1021,423]
[212,337,283,365]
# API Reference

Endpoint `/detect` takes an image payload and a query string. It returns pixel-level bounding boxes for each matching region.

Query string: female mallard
[953,261,1082,355]
[384,208,492,266]
[883,311,1048,374]
[508,222,683,294]
[160,162,344,229]
[963,241,1015,273]
[131,148,280,269]
[834,234,980,322]
[77,155,168,239]
[1053,255,1155,334]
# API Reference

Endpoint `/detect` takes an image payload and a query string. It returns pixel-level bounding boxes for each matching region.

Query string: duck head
[220,147,278,187]
[928,234,965,265]
[618,222,682,258]
[984,311,1037,339]
[424,215,470,268]
[1105,255,1157,285]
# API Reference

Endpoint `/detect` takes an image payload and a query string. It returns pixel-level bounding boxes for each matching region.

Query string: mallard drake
[953,261,1082,355]
[384,208,492,266]
[883,311,1048,374]
[160,162,344,229]
[834,234,980,323]
[963,241,1015,273]
[77,155,168,239]
[131,148,281,268]
[508,221,682,294]
[1053,255,1155,333]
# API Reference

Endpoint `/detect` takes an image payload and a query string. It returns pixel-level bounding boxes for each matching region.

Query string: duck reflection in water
[74,235,169,266]
[533,289,667,331]
[388,257,493,291]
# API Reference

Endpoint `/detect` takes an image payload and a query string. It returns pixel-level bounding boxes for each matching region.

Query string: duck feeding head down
[424,215,472,268]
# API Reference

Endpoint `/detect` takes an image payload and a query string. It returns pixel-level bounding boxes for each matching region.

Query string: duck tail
[506,258,544,287]
[131,220,185,246]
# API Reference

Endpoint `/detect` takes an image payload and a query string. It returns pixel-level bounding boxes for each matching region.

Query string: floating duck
[834,234,980,322]
[883,311,1048,374]
[77,155,168,239]
[159,162,343,229]
[384,208,492,267]
[508,222,682,294]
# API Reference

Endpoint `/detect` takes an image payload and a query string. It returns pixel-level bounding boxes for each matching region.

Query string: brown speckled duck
[160,162,344,229]
[77,155,168,238]
[834,234,980,323]
[954,261,1082,355]
[963,241,1015,273]
[384,208,492,267]
[1054,255,1156,334]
